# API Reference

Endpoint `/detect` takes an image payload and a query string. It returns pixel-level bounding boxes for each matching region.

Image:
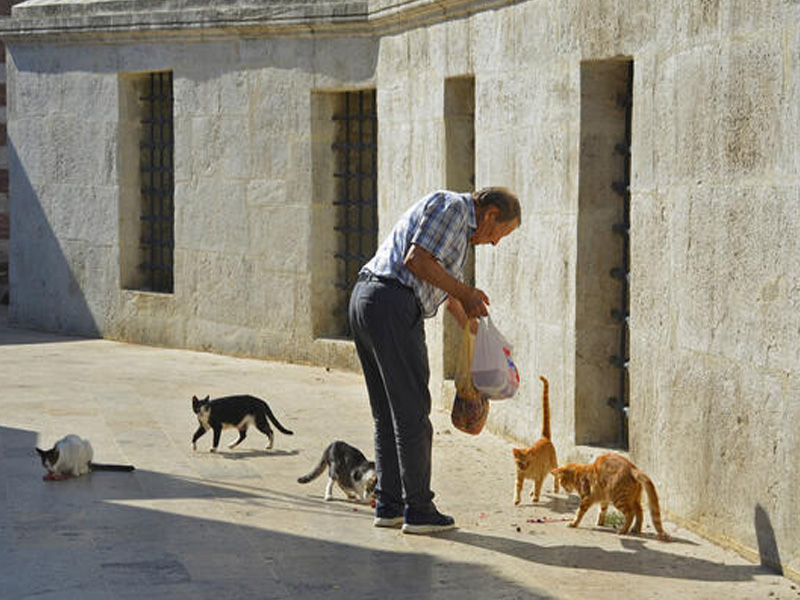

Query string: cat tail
[633,469,670,541]
[539,375,551,440]
[297,455,328,484]
[263,404,294,435]
[89,462,135,472]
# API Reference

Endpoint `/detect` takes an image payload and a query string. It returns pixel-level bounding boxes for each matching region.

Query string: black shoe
[373,502,404,528]
[402,507,456,534]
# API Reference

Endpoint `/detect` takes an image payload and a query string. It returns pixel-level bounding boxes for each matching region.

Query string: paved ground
[1,313,798,600]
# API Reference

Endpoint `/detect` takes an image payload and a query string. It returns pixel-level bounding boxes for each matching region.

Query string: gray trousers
[348,273,435,512]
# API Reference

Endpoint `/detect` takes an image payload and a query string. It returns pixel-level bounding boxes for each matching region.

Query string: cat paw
[209,447,217,453]
[657,532,672,542]
[192,443,196,451]
[513,498,521,505]
[567,522,578,528]
[324,495,334,502]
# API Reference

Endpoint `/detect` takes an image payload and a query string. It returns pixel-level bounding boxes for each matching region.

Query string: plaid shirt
[362,190,476,318]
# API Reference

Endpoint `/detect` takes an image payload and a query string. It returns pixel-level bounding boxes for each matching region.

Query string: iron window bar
[606,61,634,449]
[138,71,174,294]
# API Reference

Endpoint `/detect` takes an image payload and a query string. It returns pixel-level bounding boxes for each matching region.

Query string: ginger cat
[512,375,559,504]
[551,452,671,541]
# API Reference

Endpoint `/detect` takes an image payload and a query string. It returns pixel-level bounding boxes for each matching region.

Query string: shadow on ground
[1,424,554,600]
[0,307,94,346]
[443,529,766,582]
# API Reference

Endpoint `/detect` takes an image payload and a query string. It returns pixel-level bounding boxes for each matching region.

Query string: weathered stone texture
[3,0,800,580]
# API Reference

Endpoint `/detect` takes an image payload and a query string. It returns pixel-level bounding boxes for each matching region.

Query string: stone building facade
[1,0,797,580]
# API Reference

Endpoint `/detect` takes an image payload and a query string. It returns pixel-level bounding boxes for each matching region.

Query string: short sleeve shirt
[362,190,476,318]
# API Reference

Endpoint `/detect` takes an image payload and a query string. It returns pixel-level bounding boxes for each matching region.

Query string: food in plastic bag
[471,316,520,399]
[451,323,489,435]
[451,393,489,435]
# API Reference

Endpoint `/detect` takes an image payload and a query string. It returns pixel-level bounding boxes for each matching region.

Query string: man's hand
[404,244,490,318]
[458,286,490,319]
[445,298,482,331]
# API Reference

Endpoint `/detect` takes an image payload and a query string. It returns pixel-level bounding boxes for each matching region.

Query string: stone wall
[1,0,798,579]
[0,0,24,305]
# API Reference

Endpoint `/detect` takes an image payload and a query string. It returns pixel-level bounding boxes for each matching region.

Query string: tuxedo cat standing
[297,440,376,502]
[192,394,294,452]
[36,434,135,481]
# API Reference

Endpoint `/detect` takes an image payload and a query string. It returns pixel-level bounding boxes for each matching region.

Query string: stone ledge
[0,0,516,41]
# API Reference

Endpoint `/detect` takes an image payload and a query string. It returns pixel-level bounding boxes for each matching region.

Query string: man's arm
[403,244,489,318]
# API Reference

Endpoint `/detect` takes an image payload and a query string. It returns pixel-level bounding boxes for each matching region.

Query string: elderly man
[348,187,521,534]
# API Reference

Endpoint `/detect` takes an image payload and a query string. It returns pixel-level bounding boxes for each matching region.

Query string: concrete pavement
[1,312,797,600]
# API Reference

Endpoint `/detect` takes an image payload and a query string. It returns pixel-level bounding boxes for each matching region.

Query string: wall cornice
[0,0,518,43]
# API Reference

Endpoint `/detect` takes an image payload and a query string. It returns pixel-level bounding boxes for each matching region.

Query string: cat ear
[203,395,210,401]
[550,467,559,476]
[192,395,198,402]
[35,447,44,456]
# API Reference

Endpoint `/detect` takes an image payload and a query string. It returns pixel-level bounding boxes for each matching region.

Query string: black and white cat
[36,434,135,480]
[297,440,377,502]
[191,394,294,452]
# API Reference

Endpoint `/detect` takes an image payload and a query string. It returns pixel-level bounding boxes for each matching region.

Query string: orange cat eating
[512,375,559,504]
[551,452,671,541]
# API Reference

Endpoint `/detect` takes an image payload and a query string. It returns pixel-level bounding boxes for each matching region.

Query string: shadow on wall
[755,504,784,575]
[8,35,379,84]
[7,139,100,338]
[1,424,552,599]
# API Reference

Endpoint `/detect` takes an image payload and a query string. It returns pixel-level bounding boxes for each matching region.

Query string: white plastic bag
[471,316,520,399]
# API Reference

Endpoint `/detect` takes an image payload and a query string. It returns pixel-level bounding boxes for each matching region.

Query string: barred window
[138,72,175,293]
[576,59,633,449]
[333,90,378,336]
[119,71,174,294]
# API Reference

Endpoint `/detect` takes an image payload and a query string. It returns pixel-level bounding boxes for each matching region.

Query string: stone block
[246,178,287,207]
[62,72,118,119]
[720,0,779,35]
[670,184,800,371]
[189,115,250,180]
[45,183,118,246]
[629,190,670,344]
[376,33,407,76]
[471,8,515,72]
[245,205,311,272]
[175,178,248,254]
[11,70,63,118]
[674,0,720,42]
[241,37,314,73]
[218,70,251,117]
[573,0,622,60]
[717,38,781,180]
[776,28,800,179]
[174,73,220,118]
